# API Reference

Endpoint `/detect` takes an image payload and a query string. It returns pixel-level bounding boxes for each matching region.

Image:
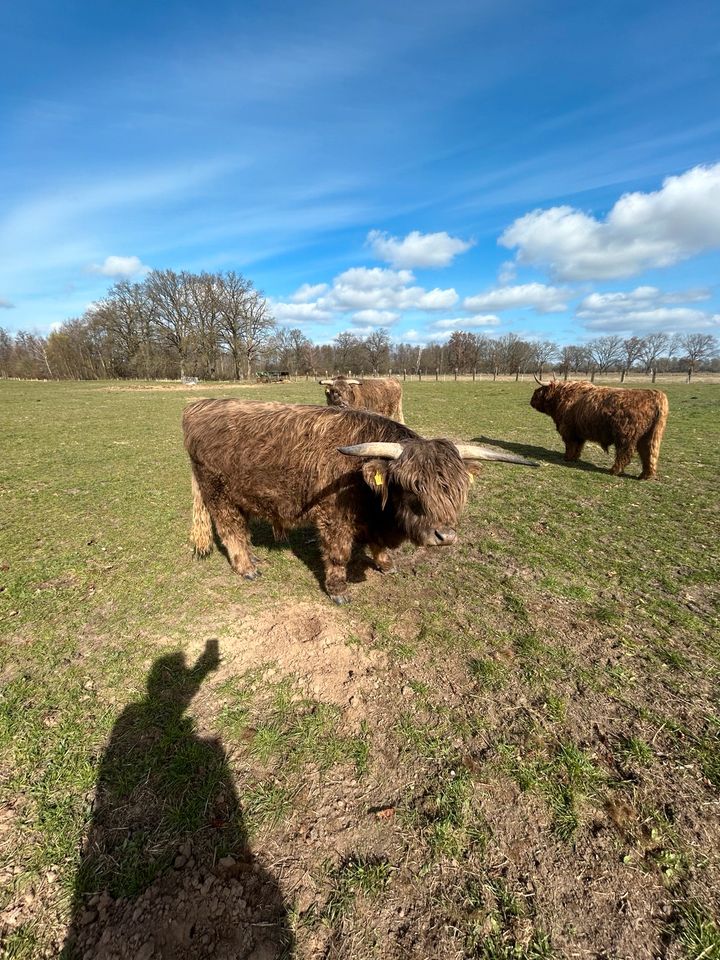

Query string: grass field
[1,378,719,959]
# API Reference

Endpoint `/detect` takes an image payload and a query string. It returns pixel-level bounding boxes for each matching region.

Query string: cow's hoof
[329,593,350,606]
[243,569,261,581]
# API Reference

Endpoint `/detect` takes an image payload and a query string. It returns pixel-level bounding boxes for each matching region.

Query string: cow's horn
[318,379,334,385]
[345,378,361,384]
[454,443,539,467]
[338,442,403,459]
[534,374,542,384]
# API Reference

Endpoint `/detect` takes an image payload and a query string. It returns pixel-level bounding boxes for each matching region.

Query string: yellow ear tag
[467,472,475,484]
[374,471,383,487]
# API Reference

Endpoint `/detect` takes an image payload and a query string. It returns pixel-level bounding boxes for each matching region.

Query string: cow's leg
[563,437,585,461]
[213,500,258,580]
[316,522,353,604]
[610,443,635,476]
[637,432,656,479]
[369,543,396,574]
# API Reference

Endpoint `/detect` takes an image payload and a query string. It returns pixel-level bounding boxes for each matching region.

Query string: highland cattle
[183,400,537,603]
[530,379,669,479]
[319,376,404,422]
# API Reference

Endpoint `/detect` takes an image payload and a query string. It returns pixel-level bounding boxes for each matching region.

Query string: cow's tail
[646,392,669,476]
[190,469,213,555]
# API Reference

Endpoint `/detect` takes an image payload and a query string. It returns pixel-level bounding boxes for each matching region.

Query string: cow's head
[530,378,562,414]
[319,377,360,408]
[339,439,537,547]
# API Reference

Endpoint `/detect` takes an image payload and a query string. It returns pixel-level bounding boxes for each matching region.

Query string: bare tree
[531,339,559,379]
[363,329,391,374]
[186,273,223,379]
[559,345,582,380]
[146,270,196,379]
[587,336,622,381]
[638,332,669,383]
[620,336,645,382]
[216,271,254,380]
[333,331,362,373]
[680,333,719,381]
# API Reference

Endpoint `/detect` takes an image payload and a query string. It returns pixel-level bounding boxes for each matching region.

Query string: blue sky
[1,0,719,346]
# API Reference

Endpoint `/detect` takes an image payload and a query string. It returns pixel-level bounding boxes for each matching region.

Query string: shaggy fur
[530,380,669,478]
[183,400,473,602]
[323,377,404,423]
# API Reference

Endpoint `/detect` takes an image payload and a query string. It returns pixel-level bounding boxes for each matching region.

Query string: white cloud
[500,162,720,280]
[578,285,711,314]
[290,282,328,303]
[89,255,150,278]
[271,301,334,325]
[432,313,500,330]
[581,307,719,333]
[577,285,718,332]
[0,298,14,309]
[463,282,571,314]
[321,266,458,312]
[334,266,413,290]
[350,309,399,326]
[367,229,473,268]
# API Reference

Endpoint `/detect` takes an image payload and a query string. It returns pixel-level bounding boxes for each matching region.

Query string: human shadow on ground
[471,435,611,475]
[62,640,294,960]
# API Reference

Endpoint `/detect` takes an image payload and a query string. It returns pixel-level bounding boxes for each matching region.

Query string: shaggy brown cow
[183,400,537,603]
[530,379,669,479]
[319,376,404,422]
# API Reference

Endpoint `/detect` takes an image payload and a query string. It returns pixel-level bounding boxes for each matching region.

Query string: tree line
[1,269,718,381]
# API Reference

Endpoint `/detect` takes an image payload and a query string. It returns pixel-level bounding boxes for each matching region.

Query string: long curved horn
[318,379,335,385]
[534,374,542,384]
[338,442,403,459]
[345,379,361,385]
[454,443,539,467]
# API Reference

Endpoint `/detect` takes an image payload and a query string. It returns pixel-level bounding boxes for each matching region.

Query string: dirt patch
[65,850,292,960]
[193,601,388,727]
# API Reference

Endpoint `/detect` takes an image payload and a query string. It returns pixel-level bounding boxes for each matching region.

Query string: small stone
[401,685,413,697]
[174,855,187,869]
[218,855,236,869]
[80,908,98,926]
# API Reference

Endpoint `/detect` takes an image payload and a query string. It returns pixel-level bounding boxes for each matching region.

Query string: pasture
[1,378,719,960]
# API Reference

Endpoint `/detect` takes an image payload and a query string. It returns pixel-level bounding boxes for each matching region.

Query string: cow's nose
[434,528,456,545]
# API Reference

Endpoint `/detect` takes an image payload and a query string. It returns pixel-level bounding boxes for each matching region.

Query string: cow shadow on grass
[248,519,376,592]
[472,435,610,475]
[62,640,294,960]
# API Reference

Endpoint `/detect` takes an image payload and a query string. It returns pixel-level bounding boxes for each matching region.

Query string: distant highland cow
[530,379,669,479]
[319,376,404,423]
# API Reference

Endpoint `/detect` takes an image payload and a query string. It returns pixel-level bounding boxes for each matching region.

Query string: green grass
[1,377,719,958]
[322,854,393,925]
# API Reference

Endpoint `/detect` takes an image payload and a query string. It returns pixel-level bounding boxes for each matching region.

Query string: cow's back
[184,398,415,480]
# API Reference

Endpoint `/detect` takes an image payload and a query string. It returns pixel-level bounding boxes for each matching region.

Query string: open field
[1,378,719,959]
